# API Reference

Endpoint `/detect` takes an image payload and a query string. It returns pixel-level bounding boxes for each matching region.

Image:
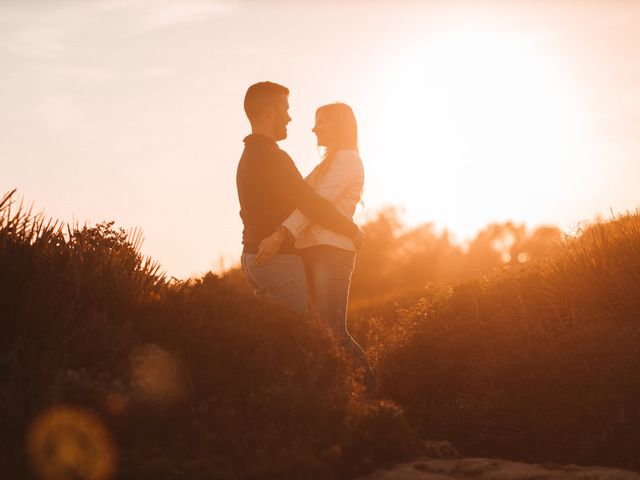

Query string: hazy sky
[2,0,639,279]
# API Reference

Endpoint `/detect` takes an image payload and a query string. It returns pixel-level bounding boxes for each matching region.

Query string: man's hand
[353,228,366,250]
[256,226,291,266]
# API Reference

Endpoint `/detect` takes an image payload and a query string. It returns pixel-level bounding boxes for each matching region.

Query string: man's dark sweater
[236,134,358,254]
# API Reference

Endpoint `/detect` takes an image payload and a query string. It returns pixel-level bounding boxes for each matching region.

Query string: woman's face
[312,111,334,148]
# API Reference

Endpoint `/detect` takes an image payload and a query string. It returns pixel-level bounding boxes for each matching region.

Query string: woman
[256,103,375,392]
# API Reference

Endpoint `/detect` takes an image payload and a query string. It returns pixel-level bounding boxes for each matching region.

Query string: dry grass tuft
[373,210,640,469]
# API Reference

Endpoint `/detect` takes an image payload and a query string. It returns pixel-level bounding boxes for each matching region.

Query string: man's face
[269,94,291,141]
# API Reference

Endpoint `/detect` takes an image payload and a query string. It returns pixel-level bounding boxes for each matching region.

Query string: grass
[0,190,421,479]
[2,188,639,477]
[371,210,640,469]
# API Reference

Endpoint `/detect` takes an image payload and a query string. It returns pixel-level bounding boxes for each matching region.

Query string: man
[237,81,364,314]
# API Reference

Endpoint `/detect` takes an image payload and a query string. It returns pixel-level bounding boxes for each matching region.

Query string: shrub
[374,210,640,469]
[0,190,419,479]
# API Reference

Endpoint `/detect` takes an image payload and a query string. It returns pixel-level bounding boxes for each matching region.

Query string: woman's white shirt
[282,149,363,251]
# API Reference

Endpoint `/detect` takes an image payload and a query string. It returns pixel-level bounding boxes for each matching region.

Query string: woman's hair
[312,103,359,181]
[316,102,359,154]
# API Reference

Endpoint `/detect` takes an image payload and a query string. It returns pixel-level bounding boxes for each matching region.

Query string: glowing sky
[2,0,639,278]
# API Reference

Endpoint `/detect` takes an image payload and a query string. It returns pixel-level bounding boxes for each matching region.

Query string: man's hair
[243,81,289,123]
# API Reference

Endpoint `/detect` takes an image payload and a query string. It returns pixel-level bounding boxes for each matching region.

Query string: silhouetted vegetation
[0,190,420,479]
[345,208,563,349]
[350,207,563,303]
[366,210,640,469]
[3,189,639,477]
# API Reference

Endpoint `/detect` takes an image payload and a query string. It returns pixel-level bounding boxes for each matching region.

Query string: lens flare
[105,392,129,417]
[27,405,117,480]
[130,344,185,403]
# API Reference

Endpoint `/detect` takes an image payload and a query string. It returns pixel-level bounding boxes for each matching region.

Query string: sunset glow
[4,3,640,475]
[2,1,639,277]
[363,26,590,239]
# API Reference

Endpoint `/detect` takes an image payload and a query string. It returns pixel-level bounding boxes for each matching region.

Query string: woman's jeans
[302,245,372,377]
[241,253,308,315]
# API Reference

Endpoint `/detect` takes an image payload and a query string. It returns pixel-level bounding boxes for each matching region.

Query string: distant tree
[223,209,565,316]
[462,222,524,277]
[350,207,404,300]
[511,225,563,263]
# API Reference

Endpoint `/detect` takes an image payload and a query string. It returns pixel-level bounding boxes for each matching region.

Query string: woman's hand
[256,227,290,266]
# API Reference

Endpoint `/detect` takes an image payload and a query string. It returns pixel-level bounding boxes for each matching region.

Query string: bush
[0,190,420,479]
[374,210,640,469]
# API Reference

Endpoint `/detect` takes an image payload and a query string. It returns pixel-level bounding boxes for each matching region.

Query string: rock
[356,457,640,480]
[420,440,460,459]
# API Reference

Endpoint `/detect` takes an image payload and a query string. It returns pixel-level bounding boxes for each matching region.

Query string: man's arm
[282,151,363,239]
[274,153,359,238]
[254,151,365,267]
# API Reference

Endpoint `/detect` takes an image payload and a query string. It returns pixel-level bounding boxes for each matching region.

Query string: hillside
[370,210,640,469]
[0,190,423,479]
[2,189,639,478]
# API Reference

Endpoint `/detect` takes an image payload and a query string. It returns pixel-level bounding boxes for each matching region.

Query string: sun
[361,27,587,239]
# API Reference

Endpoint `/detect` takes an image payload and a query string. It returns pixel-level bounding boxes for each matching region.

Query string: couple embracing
[236,81,375,393]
